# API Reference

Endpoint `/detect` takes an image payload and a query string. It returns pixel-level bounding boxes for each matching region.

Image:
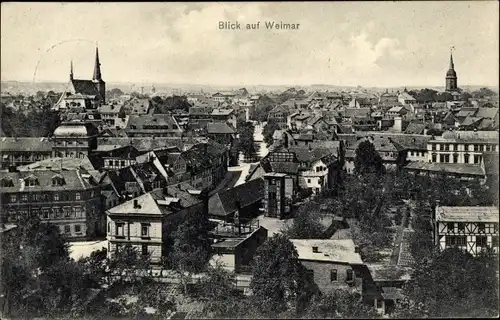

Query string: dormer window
[24,175,39,187]
[0,177,14,187]
[52,175,66,186]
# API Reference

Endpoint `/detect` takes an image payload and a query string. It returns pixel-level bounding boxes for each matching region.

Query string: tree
[282,203,326,239]
[237,121,257,159]
[78,248,108,288]
[169,207,212,294]
[109,244,152,285]
[304,290,377,319]
[195,262,247,318]
[401,248,499,318]
[249,234,315,316]
[263,119,280,147]
[353,140,384,176]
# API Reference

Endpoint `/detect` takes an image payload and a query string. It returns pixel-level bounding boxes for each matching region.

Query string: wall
[235,227,268,273]
[300,260,362,294]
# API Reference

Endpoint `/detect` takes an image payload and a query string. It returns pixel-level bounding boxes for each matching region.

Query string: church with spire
[55,46,106,110]
[445,49,458,92]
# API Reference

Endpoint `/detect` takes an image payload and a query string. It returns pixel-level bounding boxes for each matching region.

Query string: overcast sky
[1,2,498,87]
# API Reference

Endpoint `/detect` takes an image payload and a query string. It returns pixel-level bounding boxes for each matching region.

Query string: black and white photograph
[0,1,499,319]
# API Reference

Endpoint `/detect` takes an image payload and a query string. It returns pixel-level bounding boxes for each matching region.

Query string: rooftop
[366,264,413,282]
[290,239,363,264]
[436,206,499,223]
[404,162,485,177]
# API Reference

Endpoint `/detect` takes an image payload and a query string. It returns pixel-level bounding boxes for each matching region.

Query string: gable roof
[0,170,97,192]
[206,122,235,134]
[208,178,264,217]
[71,79,100,97]
[0,137,53,152]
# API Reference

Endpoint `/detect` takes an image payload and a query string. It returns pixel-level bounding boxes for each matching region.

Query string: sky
[1,2,499,87]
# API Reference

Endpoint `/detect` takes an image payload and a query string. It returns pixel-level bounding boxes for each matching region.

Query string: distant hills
[1,80,497,96]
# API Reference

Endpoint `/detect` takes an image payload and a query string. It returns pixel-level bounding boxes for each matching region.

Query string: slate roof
[98,104,123,114]
[0,137,53,152]
[475,107,499,119]
[97,137,206,152]
[206,122,235,134]
[107,186,201,217]
[366,264,413,281]
[404,162,485,176]
[94,145,140,159]
[208,178,264,217]
[71,79,100,97]
[126,114,182,133]
[344,108,371,118]
[269,162,299,174]
[0,170,97,192]
[436,206,498,223]
[291,239,363,264]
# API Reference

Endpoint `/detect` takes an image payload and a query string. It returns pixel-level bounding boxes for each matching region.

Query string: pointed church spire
[70,60,74,81]
[93,45,102,81]
[449,47,455,70]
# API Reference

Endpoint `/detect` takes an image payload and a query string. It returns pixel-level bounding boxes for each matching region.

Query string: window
[53,207,60,218]
[75,224,81,233]
[107,222,111,233]
[64,225,71,234]
[116,222,125,237]
[43,209,49,219]
[432,144,437,151]
[330,269,338,282]
[464,154,470,163]
[307,179,311,183]
[439,154,446,163]
[456,236,466,246]
[142,244,148,256]
[474,145,480,152]
[449,144,454,151]
[432,153,437,162]
[64,207,71,218]
[74,207,82,218]
[447,222,454,232]
[54,193,60,201]
[453,154,459,163]
[464,144,469,151]
[458,223,465,232]
[75,192,81,200]
[346,269,354,282]
[476,236,487,247]
[478,223,485,233]
[141,223,150,238]
[443,144,449,151]
[21,194,28,202]
[9,194,17,202]
[445,236,456,247]
[474,155,482,164]
[492,236,499,247]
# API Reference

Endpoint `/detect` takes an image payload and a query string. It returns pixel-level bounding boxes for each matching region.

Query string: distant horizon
[2,3,498,88]
[1,79,497,92]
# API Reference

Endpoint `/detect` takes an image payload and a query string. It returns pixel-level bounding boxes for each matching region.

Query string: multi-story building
[427,131,498,165]
[268,104,290,130]
[106,184,206,264]
[0,137,53,169]
[52,120,99,158]
[125,114,183,137]
[0,170,104,239]
[291,239,364,294]
[433,204,499,256]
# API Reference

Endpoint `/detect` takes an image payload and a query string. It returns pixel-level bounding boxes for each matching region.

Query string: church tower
[445,49,458,92]
[92,46,106,104]
[70,60,74,81]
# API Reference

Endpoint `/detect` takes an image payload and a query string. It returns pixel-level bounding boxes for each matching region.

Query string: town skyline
[2,2,499,87]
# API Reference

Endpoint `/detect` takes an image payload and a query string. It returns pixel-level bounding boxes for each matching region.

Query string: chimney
[312,246,319,253]
[133,199,141,209]
[354,246,360,253]
[284,133,289,149]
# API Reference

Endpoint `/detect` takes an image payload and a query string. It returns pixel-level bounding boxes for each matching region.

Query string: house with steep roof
[268,104,290,129]
[125,114,183,137]
[291,239,364,294]
[106,185,206,264]
[0,169,104,240]
[433,205,499,257]
[208,178,264,222]
[0,137,54,169]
